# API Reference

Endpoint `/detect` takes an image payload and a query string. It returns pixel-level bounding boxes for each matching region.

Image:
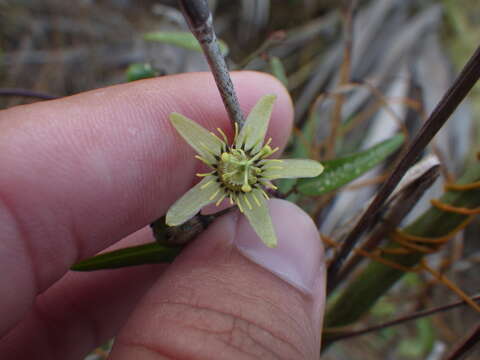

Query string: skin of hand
[0,71,326,359]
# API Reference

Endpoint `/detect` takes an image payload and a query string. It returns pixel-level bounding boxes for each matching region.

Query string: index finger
[0,71,293,336]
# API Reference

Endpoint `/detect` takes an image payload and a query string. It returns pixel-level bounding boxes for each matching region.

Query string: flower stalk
[178,0,244,129]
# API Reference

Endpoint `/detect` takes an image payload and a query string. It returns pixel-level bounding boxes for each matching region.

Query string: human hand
[0,72,326,359]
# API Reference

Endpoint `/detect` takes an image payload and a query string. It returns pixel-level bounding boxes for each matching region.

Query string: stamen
[195,155,212,166]
[243,194,253,210]
[234,122,239,143]
[215,193,227,206]
[216,128,229,144]
[249,149,265,163]
[209,131,225,145]
[196,171,214,177]
[259,146,279,158]
[209,189,220,201]
[269,147,280,156]
[260,180,278,190]
[241,184,252,192]
[200,180,214,189]
[260,189,270,200]
[251,192,261,206]
[236,195,244,213]
[241,170,252,192]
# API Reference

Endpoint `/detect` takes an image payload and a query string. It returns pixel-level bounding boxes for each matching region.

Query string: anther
[196,171,214,177]
[241,184,252,192]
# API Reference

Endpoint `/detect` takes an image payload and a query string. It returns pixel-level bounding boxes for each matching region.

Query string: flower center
[217,149,262,192]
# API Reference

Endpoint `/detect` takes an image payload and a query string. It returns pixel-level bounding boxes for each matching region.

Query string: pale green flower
[166,94,323,247]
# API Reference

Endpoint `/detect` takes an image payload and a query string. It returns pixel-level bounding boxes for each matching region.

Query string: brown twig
[327,44,480,292]
[178,0,245,129]
[326,294,480,343]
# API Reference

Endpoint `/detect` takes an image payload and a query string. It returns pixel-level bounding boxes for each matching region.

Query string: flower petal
[236,94,276,152]
[170,112,224,164]
[262,159,324,180]
[166,176,221,226]
[240,190,277,247]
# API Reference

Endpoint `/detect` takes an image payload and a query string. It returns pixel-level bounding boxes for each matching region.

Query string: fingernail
[234,199,324,294]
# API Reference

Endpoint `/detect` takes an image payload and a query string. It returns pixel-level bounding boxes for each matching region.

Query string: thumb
[110,199,326,360]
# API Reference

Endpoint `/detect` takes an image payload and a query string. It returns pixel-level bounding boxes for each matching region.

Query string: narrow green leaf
[126,63,157,82]
[144,31,229,56]
[71,242,182,271]
[269,56,288,87]
[297,134,405,196]
[322,163,480,348]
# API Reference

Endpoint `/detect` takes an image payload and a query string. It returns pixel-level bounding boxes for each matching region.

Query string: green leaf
[71,242,182,271]
[269,56,288,87]
[144,31,229,56]
[297,134,405,196]
[126,63,157,82]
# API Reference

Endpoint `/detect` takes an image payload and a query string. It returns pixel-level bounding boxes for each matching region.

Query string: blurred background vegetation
[1,0,480,359]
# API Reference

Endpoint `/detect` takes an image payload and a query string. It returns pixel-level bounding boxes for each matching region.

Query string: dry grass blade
[335,158,440,286]
[327,43,480,292]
